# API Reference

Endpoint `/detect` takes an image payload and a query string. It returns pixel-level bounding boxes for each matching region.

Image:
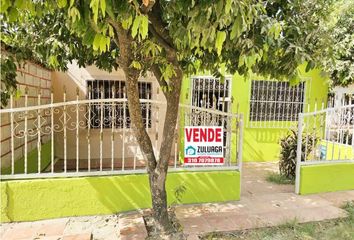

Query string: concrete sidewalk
[1,162,354,240]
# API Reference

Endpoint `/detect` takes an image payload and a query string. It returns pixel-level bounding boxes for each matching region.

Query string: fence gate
[187,76,239,165]
[295,104,354,193]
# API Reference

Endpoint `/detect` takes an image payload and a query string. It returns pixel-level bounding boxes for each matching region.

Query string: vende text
[185,127,222,142]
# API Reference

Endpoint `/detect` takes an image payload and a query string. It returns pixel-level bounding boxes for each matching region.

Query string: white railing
[0,91,243,180]
[295,104,354,193]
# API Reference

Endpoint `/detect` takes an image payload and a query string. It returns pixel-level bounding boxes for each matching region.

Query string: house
[4,60,352,224]
[0,61,330,172]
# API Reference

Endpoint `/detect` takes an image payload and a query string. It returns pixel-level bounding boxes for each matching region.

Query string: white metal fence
[0,92,243,180]
[295,104,354,193]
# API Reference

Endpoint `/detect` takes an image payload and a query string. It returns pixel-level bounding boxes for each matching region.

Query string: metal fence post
[237,114,244,171]
[295,113,304,194]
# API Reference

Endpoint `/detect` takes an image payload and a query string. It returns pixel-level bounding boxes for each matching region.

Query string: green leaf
[93,33,101,51]
[140,15,149,39]
[230,15,242,40]
[100,0,106,17]
[69,7,81,22]
[215,31,226,56]
[83,28,96,46]
[108,25,114,37]
[225,0,232,14]
[0,0,11,13]
[99,35,107,52]
[130,60,141,69]
[131,15,141,38]
[8,8,18,22]
[122,15,133,30]
[90,0,99,24]
[58,0,67,8]
[305,61,315,72]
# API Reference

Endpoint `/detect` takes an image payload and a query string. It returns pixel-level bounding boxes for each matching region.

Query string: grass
[202,201,354,240]
[266,172,294,185]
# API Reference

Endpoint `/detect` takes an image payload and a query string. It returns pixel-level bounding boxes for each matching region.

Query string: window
[249,80,305,122]
[191,77,230,111]
[87,80,152,129]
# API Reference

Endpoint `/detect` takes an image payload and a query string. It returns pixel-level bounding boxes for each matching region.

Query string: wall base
[1,170,240,223]
[299,163,354,195]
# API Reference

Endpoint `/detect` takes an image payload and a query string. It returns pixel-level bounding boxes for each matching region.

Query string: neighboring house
[0,61,52,172]
[329,84,354,108]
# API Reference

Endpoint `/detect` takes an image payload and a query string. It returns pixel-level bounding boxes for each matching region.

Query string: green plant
[266,172,294,185]
[279,130,318,180]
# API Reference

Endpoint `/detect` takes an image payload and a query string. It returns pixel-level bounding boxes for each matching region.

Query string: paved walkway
[1,162,354,240]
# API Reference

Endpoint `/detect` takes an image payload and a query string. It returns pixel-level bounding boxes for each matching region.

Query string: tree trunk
[110,21,183,235]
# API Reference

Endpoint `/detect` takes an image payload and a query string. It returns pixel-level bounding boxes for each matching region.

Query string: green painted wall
[1,142,52,175]
[322,141,354,160]
[299,163,354,195]
[0,170,240,223]
[180,65,329,162]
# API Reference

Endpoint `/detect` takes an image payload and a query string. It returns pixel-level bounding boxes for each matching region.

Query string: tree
[323,2,354,87]
[1,0,334,237]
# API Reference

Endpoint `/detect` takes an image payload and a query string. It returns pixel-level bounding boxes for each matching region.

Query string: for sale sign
[184,126,224,165]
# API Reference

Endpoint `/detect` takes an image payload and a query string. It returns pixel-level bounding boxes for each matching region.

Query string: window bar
[100,85,103,171]
[63,86,67,172]
[255,81,261,127]
[37,89,42,173]
[292,85,299,124]
[288,83,293,125]
[273,81,278,128]
[50,89,54,173]
[202,77,206,125]
[24,87,29,174]
[247,80,251,128]
[277,82,282,125]
[197,78,201,125]
[281,82,287,129]
[87,85,91,172]
[111,85,115,171]
[10,95,14,175]
[265,81,270,128]
[122,86,126,171]
[259,80,265,128]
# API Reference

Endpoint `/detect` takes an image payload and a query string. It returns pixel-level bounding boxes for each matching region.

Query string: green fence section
[0,170,240,223]
[1,142,52,175]
[299,163,354,195]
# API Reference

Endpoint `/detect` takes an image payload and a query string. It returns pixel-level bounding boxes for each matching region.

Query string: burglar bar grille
[87,80,152,128]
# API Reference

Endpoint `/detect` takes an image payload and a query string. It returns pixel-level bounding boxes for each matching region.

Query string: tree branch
[147,1,176,56]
